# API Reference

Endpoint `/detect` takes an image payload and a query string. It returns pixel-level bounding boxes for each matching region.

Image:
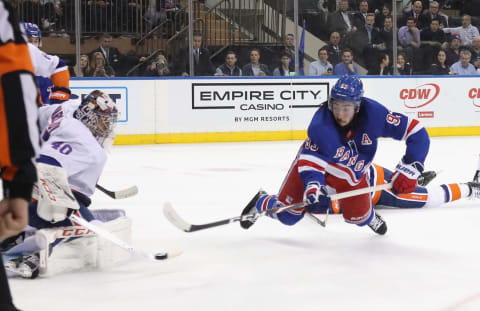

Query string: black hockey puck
[154,252,168,260]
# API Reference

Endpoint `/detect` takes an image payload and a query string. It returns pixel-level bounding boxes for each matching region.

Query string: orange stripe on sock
[449,184,462,201]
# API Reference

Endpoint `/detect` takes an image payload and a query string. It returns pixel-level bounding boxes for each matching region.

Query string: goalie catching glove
[34,162,79,223]
[390,160,423,193]
[303,182,331,214]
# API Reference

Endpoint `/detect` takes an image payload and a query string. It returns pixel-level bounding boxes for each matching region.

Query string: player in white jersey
[1,89,118,278]
[21,22,70,104]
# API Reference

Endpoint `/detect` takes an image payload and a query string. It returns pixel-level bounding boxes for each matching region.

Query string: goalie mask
[74,90,118,149]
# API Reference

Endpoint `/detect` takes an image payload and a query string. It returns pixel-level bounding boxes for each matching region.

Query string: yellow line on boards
[113,127,480,145]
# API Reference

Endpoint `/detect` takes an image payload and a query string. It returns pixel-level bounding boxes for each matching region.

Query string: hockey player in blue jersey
[21,22,70,105]
[240,162,480,228]
[241,75,432,235]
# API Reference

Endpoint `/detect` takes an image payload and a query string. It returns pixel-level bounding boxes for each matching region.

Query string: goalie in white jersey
[1,89,118,278]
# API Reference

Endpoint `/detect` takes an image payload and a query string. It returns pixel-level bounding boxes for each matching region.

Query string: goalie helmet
[329,75,364,112]
[74,90,118,149]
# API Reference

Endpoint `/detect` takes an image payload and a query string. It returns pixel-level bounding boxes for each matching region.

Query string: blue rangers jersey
[298,97,430,187]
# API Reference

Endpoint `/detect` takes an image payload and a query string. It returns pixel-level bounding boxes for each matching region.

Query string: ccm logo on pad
[400,83,440,108]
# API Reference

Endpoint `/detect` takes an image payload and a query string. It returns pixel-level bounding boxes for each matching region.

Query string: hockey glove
[391,160,423,193]
[36,162,79,223]
[303,182,331,214]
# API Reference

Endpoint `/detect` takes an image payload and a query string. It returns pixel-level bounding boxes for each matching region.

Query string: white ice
[9,136,480,311]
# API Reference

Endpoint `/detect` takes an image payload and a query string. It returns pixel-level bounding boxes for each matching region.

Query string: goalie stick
[96,184,138,199]
[163,182,393,232]
[70,214,181,261]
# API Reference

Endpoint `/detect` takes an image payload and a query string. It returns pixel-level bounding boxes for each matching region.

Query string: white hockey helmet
[74,90,118,148]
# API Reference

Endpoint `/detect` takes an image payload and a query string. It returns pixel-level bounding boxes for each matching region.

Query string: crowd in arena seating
[15,0,480,76]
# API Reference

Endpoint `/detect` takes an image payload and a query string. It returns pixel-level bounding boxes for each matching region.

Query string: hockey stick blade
[96,184,138,199]
[163,202,236,232]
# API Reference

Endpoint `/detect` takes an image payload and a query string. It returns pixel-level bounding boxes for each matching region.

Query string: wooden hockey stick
[95,184,138,199]
[163,182,393,233]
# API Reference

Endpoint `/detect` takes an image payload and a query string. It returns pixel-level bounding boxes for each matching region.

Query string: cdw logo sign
[399,83,440,108]
[468,88,480,108]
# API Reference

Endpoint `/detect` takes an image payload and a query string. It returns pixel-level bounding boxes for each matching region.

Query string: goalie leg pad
[35,216,133,276]
[96,216,133,268]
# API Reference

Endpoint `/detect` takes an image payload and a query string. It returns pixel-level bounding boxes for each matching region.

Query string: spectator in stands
[243,48,271,76]
[90,51,115,77]
[374,3,391,29]
[445,33,462,66]
[443,15,480,47]
[273,52,292,76]
[450,49,478,75]
[353,0,369,30]
[176,32,215,76]
[473,56,480,74]
[396,52,412,75]
[327,0,355,37]
[398,17,421,72]
[283,33,296,72]
[422,1,448,29]
[89,34,122,74]
[379,15,393,54]
[308,46,333,76]
[470,36,480,61]
[367,52,392,75]
[71,54,92,77]
[326,31,343,67]
[419,18,446,72]
[400,1,426,28]
[333,48,358,75]
[355,13,386,70]
[429,49,452,74]
[215,51,242,76]
[144,51,171,76]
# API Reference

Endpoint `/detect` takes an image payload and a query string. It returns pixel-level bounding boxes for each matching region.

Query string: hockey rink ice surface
[9,136,480,311]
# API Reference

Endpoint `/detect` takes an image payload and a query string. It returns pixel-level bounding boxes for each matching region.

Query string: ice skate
[5,253,40,279]
[240,190,266,229]
[368,213,387,235]
[467,182,480,199]
[417,171,437,186]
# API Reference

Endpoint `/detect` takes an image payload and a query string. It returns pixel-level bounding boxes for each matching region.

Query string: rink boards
[70,76,480,144]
